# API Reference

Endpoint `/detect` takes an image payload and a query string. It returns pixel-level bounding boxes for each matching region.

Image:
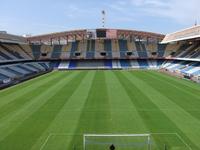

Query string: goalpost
[83,134,151,150]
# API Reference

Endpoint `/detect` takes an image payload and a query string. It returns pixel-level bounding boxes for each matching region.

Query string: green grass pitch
[0,70,200,150]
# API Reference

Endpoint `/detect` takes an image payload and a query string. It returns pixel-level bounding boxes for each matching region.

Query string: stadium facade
[0,26,200,88]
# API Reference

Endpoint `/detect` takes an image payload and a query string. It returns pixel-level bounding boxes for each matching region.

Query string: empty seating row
[0,62,50,85]
[27,40,169,60]
[161,61,200,77]
[0,44,32,62]
[57,60,166,70]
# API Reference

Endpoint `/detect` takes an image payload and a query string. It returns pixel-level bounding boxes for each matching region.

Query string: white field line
[175,133,192,150]
[39,132,192,150]
[39,133,82,150]
[150,132,177,135]
[151,132,192,150]
[39,134,52,150]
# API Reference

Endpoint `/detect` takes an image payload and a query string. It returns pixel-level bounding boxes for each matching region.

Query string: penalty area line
[151,132,192,150]
[39,133,81,150]
[39,134,52,150]
[39,132,192,150]
[175,133,192,150]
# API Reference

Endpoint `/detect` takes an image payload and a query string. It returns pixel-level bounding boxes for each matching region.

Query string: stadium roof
[162,25,200,43]
[26,29,164,43]
[0,32,27,44]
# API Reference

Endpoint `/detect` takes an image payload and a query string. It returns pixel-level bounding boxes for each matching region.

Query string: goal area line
[84,133,150,137]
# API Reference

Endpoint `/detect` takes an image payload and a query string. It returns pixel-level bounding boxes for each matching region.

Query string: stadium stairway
[86,40,95,59]
[118,39,128,59]
[135,41,148,58]
[70,41,79,58]
[51,45,62,59]
[157,44,167,58]
[31,45,41,60]
[130,60,140,69]
[104,39,112,59]
[58,61,70,70]
[112,60,121,69]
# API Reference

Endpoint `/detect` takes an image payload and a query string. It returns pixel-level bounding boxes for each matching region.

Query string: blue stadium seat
[104,60,112,69]
[137,60,149,68]
[39,63,49,70]
[0,51,12,60]
[0,73,9,80]
[3,67,24,77]
[70,41,79,58]
[157,44,167,57]
[31,45,41,59]
[68,60,77,69]
[118,40,128,58]
[86,40,95,59]
[104,39,112,58]
[0,44,24,59]
[157,60,164,66]
[51,45,62,59]
[120,60,131,68]
[135,42,148,58]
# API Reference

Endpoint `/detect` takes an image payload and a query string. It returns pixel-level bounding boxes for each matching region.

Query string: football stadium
[0,1,200,150]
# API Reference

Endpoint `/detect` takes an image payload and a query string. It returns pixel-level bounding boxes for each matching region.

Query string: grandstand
[0,26,200,150]
[0,33,52,88]
[0,27,200,87]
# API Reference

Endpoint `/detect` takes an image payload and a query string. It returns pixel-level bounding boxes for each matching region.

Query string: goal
[83,134,151,150]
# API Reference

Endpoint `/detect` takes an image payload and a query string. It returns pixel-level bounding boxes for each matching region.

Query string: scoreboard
[86,29,117,39]
[96,29,107,38]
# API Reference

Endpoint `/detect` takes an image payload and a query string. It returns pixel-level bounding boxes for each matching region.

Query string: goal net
[83,134,151,150]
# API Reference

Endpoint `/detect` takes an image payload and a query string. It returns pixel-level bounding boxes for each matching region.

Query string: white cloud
[108,0,200,24]
[143,0,200,23]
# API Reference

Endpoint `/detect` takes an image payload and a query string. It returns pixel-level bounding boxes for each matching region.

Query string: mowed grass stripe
[127,71,200,149]
[0,72,73,120]
[105,71,147,133]
[0,71,60,107]
[152,71,200,92]
[0,72,76,136]
[0,71,57,97]
[0,71,87,150]
[149,71,200,98]
[140,71,200,121]
[67,71,111,149]
[0,71,78,142]
[114,71,174,148]
[38,71,96,150]
[0,70,200,150]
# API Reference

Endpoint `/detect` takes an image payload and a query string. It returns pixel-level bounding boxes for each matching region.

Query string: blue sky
[0,0,200,35]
